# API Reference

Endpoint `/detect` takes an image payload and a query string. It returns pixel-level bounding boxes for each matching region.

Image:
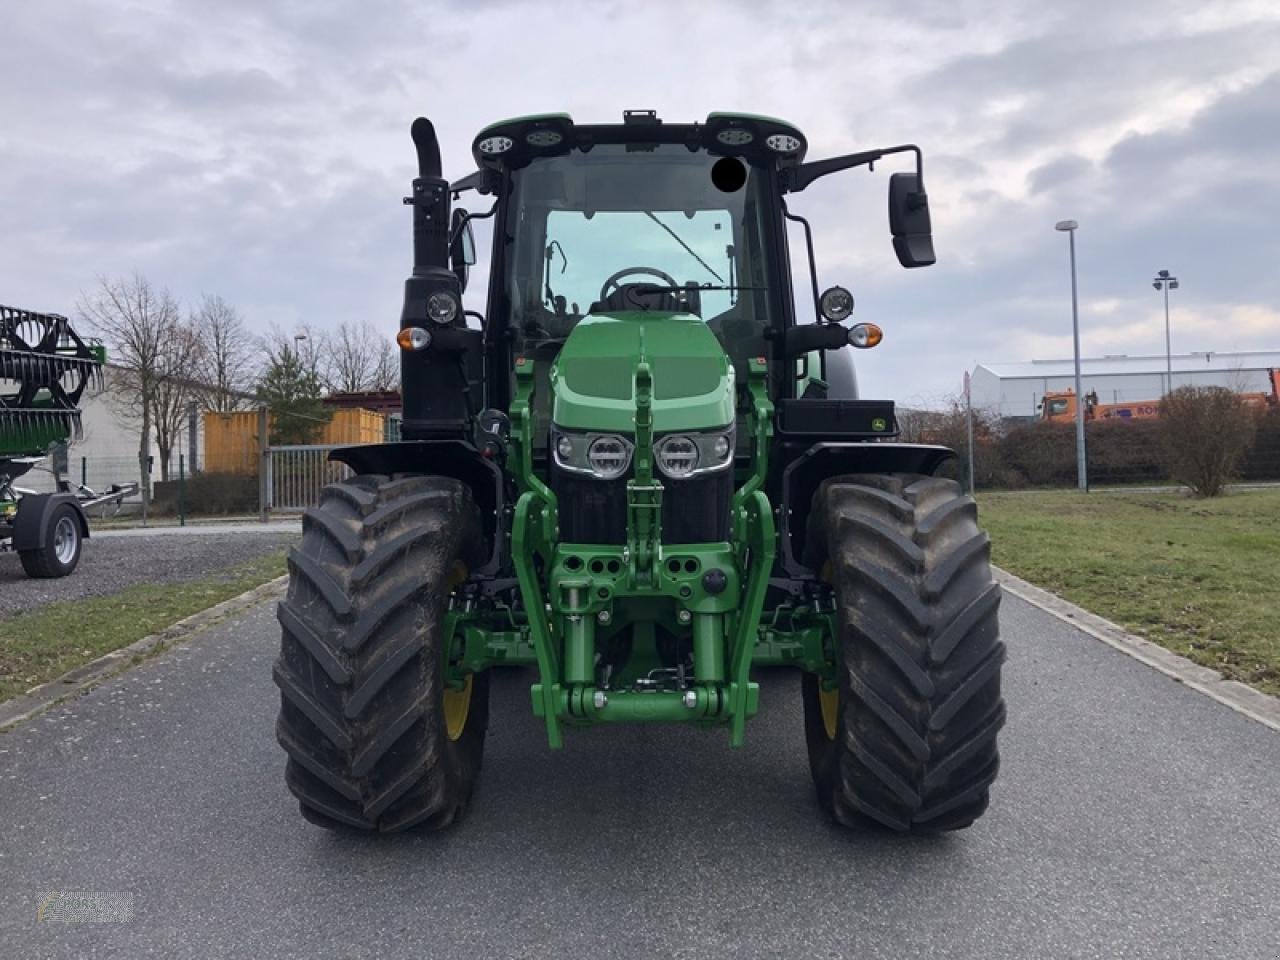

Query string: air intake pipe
[399,117,475,438]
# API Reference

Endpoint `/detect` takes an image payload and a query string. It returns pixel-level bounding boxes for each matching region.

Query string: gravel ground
[0,530,296,619]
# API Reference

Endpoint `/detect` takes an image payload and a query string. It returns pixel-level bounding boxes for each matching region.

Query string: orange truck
[1038,369,1279,424]
[1241,368,1280,411]
[1038,389,1159,423]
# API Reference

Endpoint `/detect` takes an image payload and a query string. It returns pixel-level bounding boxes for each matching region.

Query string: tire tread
[273,473,487,833]
[805,472,1006,833]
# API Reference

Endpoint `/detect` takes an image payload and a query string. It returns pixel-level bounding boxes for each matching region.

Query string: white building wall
[20,364,206,496]
[971,353,1279,419]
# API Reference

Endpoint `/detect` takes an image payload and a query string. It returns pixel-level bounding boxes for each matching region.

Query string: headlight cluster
[553,432,634,480]
[552,428,735,481]
[654,430,734,478]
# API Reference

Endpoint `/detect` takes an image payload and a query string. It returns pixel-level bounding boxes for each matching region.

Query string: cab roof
[470,110,807,171]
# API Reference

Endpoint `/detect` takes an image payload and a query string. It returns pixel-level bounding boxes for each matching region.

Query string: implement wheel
[19,502,84,578]
[274,474,489,832]
[802,474,1006,832]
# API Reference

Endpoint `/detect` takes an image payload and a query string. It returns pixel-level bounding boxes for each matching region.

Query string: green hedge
[151,472,258,515]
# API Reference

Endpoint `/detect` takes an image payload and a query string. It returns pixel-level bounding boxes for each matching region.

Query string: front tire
[273,474,489,832]
[803,474,1006,832]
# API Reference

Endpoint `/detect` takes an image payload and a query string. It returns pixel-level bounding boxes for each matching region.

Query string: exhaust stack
[408,118,450,273]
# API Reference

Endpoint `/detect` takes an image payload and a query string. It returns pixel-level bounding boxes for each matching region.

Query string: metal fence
[13,444,352,518]
[268,445,353,512]
[17,455,145,501]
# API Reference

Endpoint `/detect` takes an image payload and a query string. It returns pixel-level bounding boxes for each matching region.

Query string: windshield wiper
[643,212,725,283]
[543,241,568,304]
[630,282,764,291]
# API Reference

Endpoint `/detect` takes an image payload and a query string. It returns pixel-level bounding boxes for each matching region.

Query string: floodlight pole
[1152,270,1178,395]
[964,371,975,495]
[1056,220,1087,492]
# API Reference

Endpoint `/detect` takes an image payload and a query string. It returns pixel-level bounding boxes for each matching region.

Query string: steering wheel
[599,266,680,303]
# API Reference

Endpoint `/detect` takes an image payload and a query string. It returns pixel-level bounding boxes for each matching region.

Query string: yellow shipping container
[324,408,385,445]
[204,411,262,475]
[202,408,385,475]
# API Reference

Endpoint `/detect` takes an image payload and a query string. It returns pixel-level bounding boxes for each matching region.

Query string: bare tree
[894,407,933,444]
[152,321,204,481]
[78,274,182,507]
[264,323,327,386]
[369,336,400,392]
[1159,386,1258,496]
[326,320,389,394]
[192,294,257,413]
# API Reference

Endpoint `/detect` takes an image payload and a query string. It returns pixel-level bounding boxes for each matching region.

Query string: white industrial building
[970,350,1280,420]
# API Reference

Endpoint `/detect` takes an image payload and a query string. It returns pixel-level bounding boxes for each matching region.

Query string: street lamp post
[1152,270,1179,395]
[1055,220,1087,492]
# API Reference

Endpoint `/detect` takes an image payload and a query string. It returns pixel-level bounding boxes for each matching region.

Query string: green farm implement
[274,111,1006,833]
[1,304,135,578]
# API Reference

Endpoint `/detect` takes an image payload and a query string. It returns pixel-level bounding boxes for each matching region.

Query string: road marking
[995,567,1280,734]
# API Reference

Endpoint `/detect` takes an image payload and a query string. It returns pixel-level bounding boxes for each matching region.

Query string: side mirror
[450,208,477,292]
[888,173,935,268]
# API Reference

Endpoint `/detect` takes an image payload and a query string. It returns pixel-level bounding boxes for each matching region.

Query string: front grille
[662,470,731,543]
[551,468,627,544]
[550,463,732,544]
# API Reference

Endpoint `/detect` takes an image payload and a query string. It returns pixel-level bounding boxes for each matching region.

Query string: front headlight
[655,429,734,479]
[655,435,699,478]
[587,436,630,480]
[552,430,634,480]
[427,291,459,325]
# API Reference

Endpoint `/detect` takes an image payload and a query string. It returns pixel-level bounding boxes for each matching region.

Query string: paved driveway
[1,594,1277,959]
[0,526,295,618]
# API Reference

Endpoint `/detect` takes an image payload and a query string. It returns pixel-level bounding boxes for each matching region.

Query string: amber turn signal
[397,326,432,351]
[848,323,883,349]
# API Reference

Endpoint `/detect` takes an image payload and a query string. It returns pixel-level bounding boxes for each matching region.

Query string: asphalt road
[0,528,296,619]
[2,594,1279,959]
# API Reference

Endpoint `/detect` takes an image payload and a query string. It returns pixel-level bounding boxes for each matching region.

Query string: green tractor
[274,111,1005,834]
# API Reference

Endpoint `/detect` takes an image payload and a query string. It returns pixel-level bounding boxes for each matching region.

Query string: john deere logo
[871,418,888,432]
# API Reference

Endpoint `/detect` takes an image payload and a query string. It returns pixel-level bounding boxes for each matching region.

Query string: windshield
[502,144,775,369]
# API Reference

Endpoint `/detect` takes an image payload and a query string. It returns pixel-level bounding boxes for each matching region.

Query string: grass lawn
[979,489,1280,696]
[0,550,287,703]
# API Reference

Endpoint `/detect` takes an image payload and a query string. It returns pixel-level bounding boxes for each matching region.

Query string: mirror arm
[450,168,501,197]
[784,143,925,195]
[782,200,822,322]
[449,200,498,250]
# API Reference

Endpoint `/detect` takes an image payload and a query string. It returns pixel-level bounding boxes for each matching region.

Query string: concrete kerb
[995,567,1280,734]
[0,575,288,732]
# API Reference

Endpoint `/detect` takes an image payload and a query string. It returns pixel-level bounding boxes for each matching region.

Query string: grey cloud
[1107,70,1280,176]
[1028,154,1091,194]
[2,0,1278,406]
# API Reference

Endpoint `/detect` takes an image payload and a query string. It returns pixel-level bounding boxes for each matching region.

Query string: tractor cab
[471,111,802,382]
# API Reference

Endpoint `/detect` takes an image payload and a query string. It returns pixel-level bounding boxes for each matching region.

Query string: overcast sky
[3,0,1278,407]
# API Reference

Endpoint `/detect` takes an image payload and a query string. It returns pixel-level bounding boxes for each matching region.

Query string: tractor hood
[550,313,735,434]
